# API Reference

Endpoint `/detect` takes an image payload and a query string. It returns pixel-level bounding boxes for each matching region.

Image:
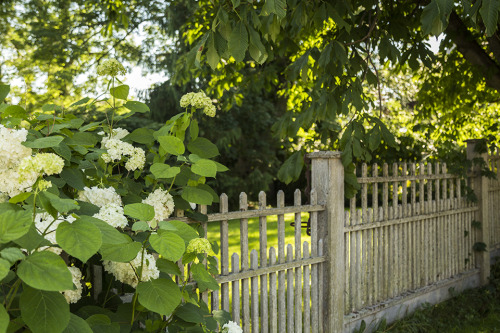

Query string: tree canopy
[1,0,500,198]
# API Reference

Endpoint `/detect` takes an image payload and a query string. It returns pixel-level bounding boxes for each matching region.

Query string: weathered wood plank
[269,247,277,333]
[232,253,240,324]
[318,240,324,333]
[303,242,311,333]
[251,250,259,333]
[240,193,250,333]
[220,194,230,312]
[164,204,326,224]
[294,190,302,333]
[343,207,478,231]
[277,191,286,333]
[259,191,268,333]
[310,190,319,330]
[286,244,294,333]
[211,257,220,312]
[215,256,327,284]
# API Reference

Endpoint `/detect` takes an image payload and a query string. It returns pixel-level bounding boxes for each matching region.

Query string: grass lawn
[205,213,312,265]
[366,261,500,332]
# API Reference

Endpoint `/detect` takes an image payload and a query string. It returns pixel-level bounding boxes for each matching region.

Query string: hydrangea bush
[0,59,241,333]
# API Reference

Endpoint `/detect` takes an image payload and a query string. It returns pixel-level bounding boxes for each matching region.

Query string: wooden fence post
[466,139,490,285]
[308,151,344,332]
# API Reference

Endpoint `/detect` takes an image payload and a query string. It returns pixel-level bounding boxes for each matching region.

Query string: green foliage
[0,66,234,332]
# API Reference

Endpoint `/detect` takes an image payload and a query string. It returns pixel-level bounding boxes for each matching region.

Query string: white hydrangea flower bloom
[222,321,243,333]
[0,125,32,170]
[18,153,64,183]
[100,127,130,146]
[0,168,32,197]
[61,266,83,304]
[142,189,175,225]
[179,91,216,117]
[103,251,159,288]
[93,203,128,228]
[125,147,146,171]
[0,192,8,203]
[79,186,122,208]
[99,130,145,171]
[97,59,126,77]
[186,238,212,254]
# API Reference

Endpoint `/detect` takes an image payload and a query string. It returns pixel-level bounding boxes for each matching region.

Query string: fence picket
[294,190,302,333]
[303,241,311,333]
[277,191,286,333]
[310,190,319,331]
[232,253,240,324]
[269,247,277,333]
[239,193,250,333]
[259,191,268,333]
[220,194,230,311]
[286,244,294,332]
[318,239,324,333]
[251,250,259,333]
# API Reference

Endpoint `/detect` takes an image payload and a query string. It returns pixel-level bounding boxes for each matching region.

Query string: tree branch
[445,11,500,91]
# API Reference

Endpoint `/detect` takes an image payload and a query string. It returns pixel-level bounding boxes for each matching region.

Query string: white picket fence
[168,141,500,332]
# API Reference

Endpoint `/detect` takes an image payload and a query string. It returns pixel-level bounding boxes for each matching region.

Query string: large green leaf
[0,210,32,243]
[99,239,141,262]
[206,33,220,70]
[421,0,444,36]
[191,159,217,178]
[124,203,155,221]
[181,187,213,205]
[13,224,51,251]
[23,136,64,149]
[20,286,70,333]
[158,135,185,156]
[0,304,8,333]
[124,101,150,113]
[191,263,219,292]
[149,230,185,262]
[480,0,500,36]
[262,0,287,18]
[150,163,180,179]
[0,247,25,264]
[60,168,86,190]
[0,258,10,281]
[85,315,120,333]
[187,137,219,158]
[42,192,79,213]
[277,151,304,185]
[167,221,199,245]
[3,105,27,119]
[56,219,102,262]
[110,85,129,100]
[0,84,10,101]
[137,278,182,316]
[125,128,155,144]
[228,22,248,63]
[62,314,93,333]
[174,303,204,324]
[78,216,125,245]
[17,251,74,291]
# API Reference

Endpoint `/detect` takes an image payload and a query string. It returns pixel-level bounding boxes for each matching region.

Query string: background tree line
[1,0,499,205]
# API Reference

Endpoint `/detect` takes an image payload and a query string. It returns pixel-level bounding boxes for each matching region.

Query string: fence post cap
[307,151,342,159]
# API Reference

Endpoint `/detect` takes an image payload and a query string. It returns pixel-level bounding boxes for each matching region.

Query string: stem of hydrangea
[101,276,114,307]
[5,278,21,311]
[110,76,116,129]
